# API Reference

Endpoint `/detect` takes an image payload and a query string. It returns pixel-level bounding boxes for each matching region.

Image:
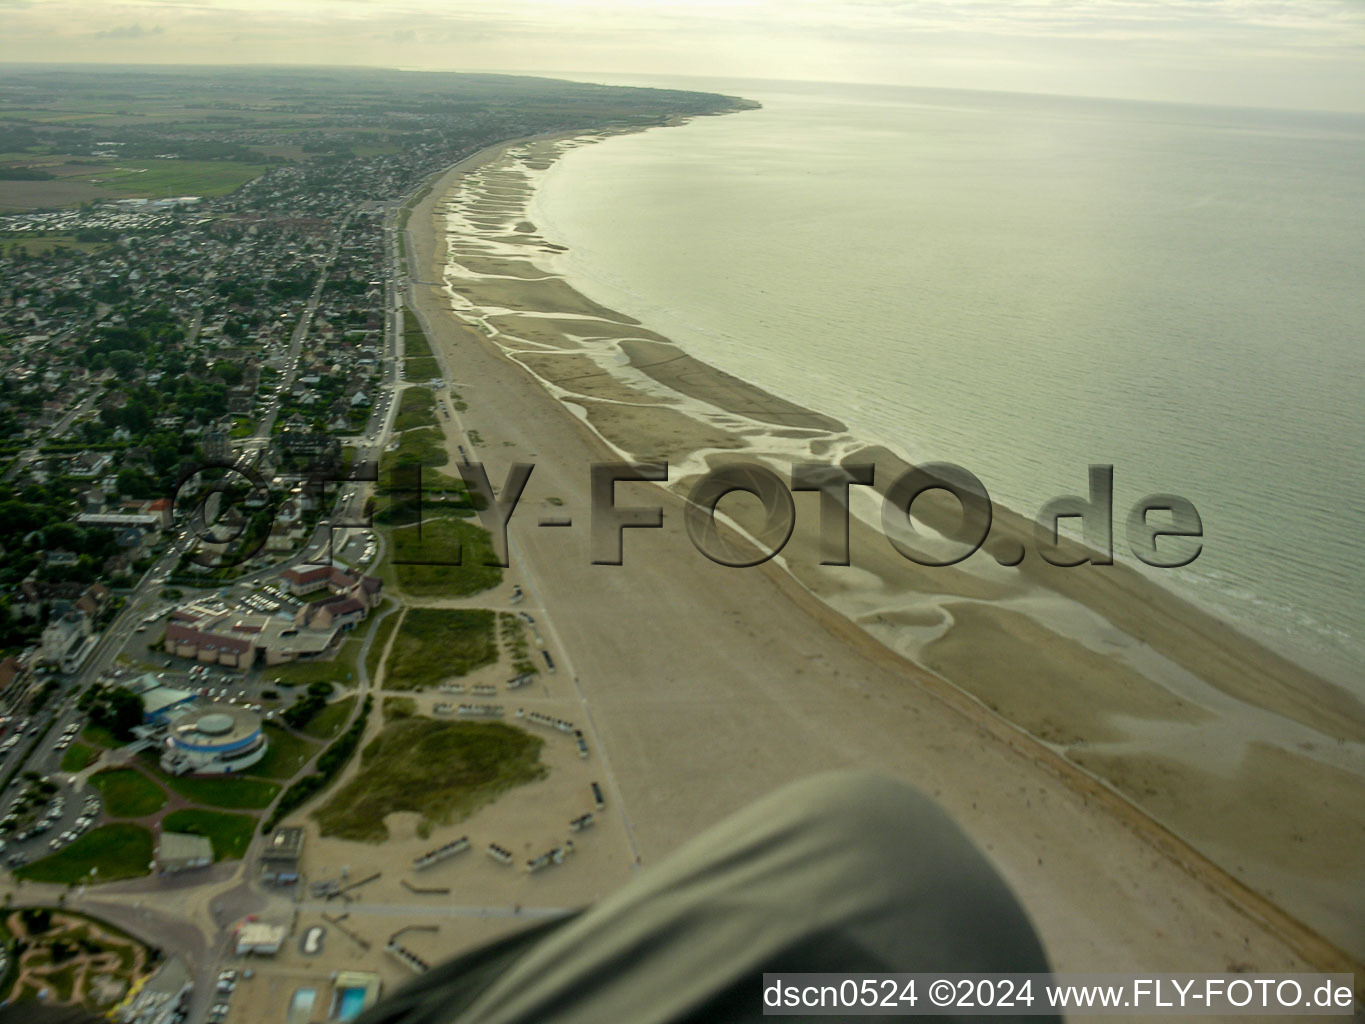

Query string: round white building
[160,703,267,775]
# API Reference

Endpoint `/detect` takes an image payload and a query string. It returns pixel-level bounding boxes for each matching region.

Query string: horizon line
[1,59,1363,119]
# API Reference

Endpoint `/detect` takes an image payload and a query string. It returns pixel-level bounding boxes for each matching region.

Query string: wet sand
[400,128,1364,976]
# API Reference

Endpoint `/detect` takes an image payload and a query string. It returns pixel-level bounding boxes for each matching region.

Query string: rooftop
[167,702,261,748]
[158,831,212,864]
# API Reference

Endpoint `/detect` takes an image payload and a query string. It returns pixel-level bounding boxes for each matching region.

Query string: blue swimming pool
[337,987,367,1022]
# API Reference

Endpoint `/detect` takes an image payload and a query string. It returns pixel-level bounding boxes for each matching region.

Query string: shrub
[262,696,372,832]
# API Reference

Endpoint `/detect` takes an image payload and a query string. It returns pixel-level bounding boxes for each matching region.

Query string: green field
[312,718,545,842]
[302,695,356,740]
[160,809,257,861]
[404,356,442,381]
[402,308,433,358]
[0,234,109,256]
[89,159,267,198]
[59,743,97,773]
[386,608,498,690]
[387,515,503,598]
[382,426,447,471]
[80,723,119,750]
[90,769,167,818]
[394,387,438,431]
[15,824,154,884]
[249,724,318,780]
[262,635,363,687]
[161,772,280,810]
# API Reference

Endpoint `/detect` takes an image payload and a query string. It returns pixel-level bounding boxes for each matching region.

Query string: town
[0,66,743,1023]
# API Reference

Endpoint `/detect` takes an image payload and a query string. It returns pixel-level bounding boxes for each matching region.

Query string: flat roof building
[157,831,213,874]
[262,826,304,884]
[130,673,198,724]
[236,922,285,957]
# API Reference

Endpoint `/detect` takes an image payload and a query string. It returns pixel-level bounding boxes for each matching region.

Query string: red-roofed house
[296,595,366,632]
[279,565,332,596]
[166,622,255,668]
[279,566,382,608]
[146,497,174,529]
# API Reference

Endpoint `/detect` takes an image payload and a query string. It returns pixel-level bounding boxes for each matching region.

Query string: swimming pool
[337,986,367,1022]
[287,987,316,1024]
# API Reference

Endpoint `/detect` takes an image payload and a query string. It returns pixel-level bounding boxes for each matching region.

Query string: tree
[88,685,145,741]
[214,360,244,387]
[123,400,152,435]
[107,351,137,377]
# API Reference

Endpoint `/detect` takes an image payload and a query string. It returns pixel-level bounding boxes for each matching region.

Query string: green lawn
[160,809,257,860]
[301,695,356,740]
[402,307,433,358]
[380,426,448,474]
[404,356,441,381]
[0,235,109,256]
[387,515,503,598]
[15,824,154,884]
[394,387,438,431]
[80,723,119,750]
[386,608,498,690]
[59,743,97,773]
[262,635,363,687]
[93,159,268,198]
[313,718,545,842]
[248,724,318,780]
[139,760,281,810]
[90,769,167,818]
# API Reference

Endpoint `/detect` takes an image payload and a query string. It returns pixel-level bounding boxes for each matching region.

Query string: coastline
[400,122,1363,971]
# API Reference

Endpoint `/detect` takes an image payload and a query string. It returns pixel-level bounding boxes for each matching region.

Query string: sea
[520,74,1365,689]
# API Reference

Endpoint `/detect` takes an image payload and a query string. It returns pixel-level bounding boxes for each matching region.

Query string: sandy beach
[391,124,1363,985]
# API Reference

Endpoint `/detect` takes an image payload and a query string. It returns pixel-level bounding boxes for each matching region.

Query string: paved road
[253,213,355,443]
[1,184,453,1024]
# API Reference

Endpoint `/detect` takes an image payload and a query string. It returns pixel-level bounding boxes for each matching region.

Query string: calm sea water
[528,76,1365,687]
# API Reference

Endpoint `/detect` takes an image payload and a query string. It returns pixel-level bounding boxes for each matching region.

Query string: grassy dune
[313,718,545,842]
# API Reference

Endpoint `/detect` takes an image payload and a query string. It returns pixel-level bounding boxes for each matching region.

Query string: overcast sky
[2,0,1363,113]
